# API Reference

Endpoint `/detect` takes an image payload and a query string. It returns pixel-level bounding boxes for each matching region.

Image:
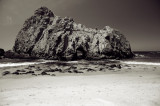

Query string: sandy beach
[0,61,160,106]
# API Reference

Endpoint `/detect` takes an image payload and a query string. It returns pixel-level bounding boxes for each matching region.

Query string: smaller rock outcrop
[0,48,5,59]
[4,50,37,59]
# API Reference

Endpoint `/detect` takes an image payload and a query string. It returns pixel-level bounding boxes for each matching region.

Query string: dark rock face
[4,50,37,59]
[13,7,133,60]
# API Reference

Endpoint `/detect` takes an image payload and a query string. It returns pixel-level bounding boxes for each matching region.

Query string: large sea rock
[13,7,133,60]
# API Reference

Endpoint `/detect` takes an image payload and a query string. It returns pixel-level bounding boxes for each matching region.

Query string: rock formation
[13,7,133,60]
[0,48,5,59]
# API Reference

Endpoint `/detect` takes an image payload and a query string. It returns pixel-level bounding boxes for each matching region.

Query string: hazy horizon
[0,0,160,51]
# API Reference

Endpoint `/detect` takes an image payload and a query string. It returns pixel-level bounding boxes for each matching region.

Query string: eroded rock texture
[13,7,133,60]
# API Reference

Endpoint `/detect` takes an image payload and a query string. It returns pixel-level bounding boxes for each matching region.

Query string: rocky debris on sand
[1,61,127,77]
[13,6,134,60]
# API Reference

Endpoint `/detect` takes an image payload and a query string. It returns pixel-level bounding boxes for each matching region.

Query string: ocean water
[0,51,160,68]
[122,51,160,65]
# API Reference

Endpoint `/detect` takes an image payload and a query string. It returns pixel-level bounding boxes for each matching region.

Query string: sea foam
[0,60,55,68]
[122,61,160,66]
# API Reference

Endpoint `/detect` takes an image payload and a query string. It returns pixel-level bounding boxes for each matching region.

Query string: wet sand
[0,61,160,106]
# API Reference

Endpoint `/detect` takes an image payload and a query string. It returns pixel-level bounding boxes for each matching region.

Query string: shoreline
[0,59,160,68]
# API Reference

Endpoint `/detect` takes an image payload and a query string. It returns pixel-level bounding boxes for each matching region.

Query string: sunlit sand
[0,61,160,106]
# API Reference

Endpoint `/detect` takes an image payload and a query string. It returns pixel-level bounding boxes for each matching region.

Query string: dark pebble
[68,71,72,73]
[117,64,121,69]
[12,71,19,75]
[2,71,10,76]
[87,68,95,72]
[110,64,117,68]
[51,74,56,76]
[27,71,34,74]
[41,71,49,75]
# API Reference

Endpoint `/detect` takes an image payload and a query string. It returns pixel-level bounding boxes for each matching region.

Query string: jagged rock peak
[103,26,113,32]
[13,7,134,60]
[34,6,54,17]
